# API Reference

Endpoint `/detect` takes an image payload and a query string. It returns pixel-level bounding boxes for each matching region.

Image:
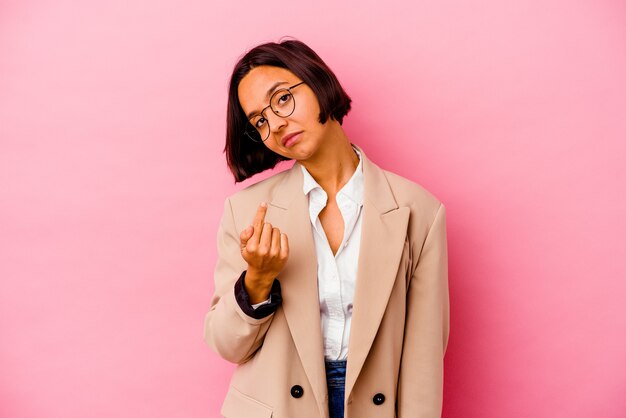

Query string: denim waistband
[324,360,347,367]
[325,359,347,388]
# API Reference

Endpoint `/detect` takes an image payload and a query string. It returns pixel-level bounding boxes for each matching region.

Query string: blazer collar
[271,143,398,214]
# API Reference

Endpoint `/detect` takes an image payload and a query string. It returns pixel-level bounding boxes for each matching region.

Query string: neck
[299,124,360,196]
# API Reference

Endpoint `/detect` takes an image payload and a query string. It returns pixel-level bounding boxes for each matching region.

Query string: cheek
[295,96,321,125]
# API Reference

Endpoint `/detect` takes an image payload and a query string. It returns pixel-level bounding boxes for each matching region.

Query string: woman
[204,38,450,418]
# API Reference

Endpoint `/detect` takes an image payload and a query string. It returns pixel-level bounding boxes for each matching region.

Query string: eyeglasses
[243,81,306,142]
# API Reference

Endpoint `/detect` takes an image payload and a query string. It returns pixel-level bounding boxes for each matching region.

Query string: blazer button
[290,385,304,398]
[372,393,385,405]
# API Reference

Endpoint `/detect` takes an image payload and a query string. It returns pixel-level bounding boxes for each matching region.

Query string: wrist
[233,270,282,320]
[245,267,276,284]
[244,270,274,304]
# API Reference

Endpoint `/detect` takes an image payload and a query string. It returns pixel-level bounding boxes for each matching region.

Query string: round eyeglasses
[244,81,306,142]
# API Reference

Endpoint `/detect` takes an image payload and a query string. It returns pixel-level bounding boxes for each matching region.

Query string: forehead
[238,66,299,109]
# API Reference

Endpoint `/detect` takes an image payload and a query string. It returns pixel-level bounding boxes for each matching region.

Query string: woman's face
[238,65,332,161]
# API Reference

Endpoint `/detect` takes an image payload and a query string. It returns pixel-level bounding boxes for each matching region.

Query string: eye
[254,117,267,129]
[278,93,292,105]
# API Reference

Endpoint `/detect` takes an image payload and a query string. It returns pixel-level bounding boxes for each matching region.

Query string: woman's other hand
[239,202,289,304]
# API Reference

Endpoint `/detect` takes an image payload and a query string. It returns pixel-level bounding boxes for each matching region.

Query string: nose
[265,109,287,136]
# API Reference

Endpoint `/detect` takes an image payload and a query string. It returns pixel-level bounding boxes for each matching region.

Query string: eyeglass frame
[243,81,306,142]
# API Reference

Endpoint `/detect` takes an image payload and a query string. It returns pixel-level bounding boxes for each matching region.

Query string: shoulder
[360,145,441,211]
[221,165,296,227]
[375,167,447,259]
[371,164,446,244]
[379,166,443,213]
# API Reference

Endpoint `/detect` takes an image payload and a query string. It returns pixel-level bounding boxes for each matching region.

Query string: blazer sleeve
[397,203,450,418]
[203,197,280,364]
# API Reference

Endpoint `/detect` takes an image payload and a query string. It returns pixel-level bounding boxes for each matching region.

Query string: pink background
[1,0,625,417]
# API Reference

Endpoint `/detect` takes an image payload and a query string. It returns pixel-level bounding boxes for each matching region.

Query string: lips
[281,131,302,147]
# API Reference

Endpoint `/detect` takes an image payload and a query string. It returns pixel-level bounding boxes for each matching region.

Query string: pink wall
[1,0,625,417]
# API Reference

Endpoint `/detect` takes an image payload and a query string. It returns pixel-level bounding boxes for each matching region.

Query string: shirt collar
[301,144,363,205]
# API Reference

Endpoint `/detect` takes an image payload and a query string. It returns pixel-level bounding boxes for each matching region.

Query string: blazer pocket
[220,385,273,418]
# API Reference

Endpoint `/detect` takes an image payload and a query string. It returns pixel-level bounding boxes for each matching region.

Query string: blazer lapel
[268,164,328,411]
[267,143,410,407]
[345,144,410,399]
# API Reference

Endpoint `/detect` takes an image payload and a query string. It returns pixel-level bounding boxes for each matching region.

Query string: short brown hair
[224,38,352,183]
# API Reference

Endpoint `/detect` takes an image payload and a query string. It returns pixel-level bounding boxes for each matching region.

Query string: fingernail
[261,201,267,207]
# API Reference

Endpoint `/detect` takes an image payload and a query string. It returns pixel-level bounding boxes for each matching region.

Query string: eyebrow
[246,81,290,119]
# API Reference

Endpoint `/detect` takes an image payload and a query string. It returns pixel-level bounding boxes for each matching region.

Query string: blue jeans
[325,360,347,418]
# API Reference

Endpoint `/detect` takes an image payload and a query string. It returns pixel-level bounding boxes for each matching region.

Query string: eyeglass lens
[245,89,296,142]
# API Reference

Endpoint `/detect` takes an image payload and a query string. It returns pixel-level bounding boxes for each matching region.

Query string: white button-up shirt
[300,145,364,361]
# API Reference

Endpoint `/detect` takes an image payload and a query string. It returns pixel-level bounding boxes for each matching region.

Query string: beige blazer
[204,143,449,418]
